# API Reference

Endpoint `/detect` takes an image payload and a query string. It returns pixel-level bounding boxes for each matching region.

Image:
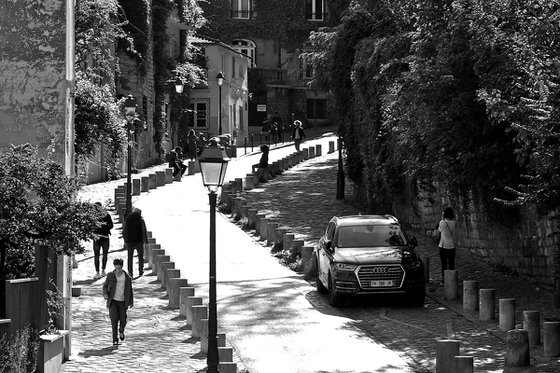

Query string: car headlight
[334,263,357,271]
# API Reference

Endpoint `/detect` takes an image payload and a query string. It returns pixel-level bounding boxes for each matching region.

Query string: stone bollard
[179,287,196,317]
[505,329,530,367]
[328,141,335,153]
[436,339,460,373]
[148,173,157,189]
[147,237,156,244]
[454,356,474,373]
[165,168,173,183]
[479,289,495,321]
[168,278,189,309]
[164,268,180,292]
[200,319,209,353]
[274,227,288,251]
[188,160,196,175]
[254,213,266,236]
[219,362,237,373]
[267,222,279,246]
[194,160,201,173]
[141,176,149,192]
[186,296,203,327]
[191,305,208,339]
[309,147,316,158]
[315,144,322,157]
[158,262,175,285]
[259,218,270,241]
[283,233,295,251]
[463,280,479,311]
[231,179,242,194]
[281,158,289,171]
[132,179,141,196]
[523,310,541,347]
[244,174,255,190]
[148,245,162,269]
[154,255,171,277]
[499,298,516,331]
[444,270,458,300]
[241,204,251,220]
[202,330,227,354]
[301,246,316,278]
[291,240,304,256]
[303,148,309,160]
[218,347,234,362]
[421,255,430,283]
[247,209,258,230]
[543,321,560,356]
[235,177,244,191]
[155,171,166,186]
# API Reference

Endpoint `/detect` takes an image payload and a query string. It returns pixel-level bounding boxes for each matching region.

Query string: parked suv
[315,215,425,307]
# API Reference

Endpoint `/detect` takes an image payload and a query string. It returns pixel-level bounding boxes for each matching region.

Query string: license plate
[370,280,393,287]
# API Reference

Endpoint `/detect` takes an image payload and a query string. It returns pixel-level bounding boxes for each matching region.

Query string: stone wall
[386,180,560,288]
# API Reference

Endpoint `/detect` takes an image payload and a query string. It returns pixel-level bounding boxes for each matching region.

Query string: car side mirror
[410,237,418,248]
[325,241,333,251]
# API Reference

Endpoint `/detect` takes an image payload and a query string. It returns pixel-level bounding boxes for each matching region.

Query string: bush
[0,325,39,373]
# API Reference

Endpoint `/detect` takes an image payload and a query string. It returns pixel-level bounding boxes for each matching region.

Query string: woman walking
[438,207,457,285]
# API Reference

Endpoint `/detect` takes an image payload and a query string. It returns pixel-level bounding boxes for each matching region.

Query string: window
[306,0,325,21]
[307,99,327,119]
[188,100,208,128]
[232,39,256,67]
[301,55,314,80]
[231,0,251,19]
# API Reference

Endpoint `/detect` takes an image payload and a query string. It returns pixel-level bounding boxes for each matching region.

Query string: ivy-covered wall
[0,1,66,158]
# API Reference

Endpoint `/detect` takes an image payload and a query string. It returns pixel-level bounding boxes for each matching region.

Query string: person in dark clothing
[186,129,198,161]
[257,144,271,182]
[123,207,148,277]
[103,258,133,346]
[93,202,114,279]
[169,146,187,177]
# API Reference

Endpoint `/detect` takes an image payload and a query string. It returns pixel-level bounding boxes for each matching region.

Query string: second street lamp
[198,145,230,373]
[216,72,224,136]
[123,94,137,217]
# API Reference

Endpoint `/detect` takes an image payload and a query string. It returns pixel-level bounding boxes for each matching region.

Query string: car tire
[408,288,426,307]
[316,261,328,294]
[328,273,345,307]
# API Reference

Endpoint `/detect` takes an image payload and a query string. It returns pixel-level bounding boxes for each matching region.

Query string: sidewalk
[62,128,560,372]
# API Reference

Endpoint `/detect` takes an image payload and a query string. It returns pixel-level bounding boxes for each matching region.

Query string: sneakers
[101,269,106,276]
[113,340,119,346]
[94,272,100,279]
[119,332,125,341]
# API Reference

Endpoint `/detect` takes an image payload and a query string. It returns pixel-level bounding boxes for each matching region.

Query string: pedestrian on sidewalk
[103,258,133,346]
[186,129,198,161]
[257,144,271,182]
[169,146,187,178]
[438,207,458,285]
[291,120,306,151]
[123,207,148,277]
[93,202,114,279]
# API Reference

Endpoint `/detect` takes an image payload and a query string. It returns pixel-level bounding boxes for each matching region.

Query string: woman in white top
[438,207,457,285]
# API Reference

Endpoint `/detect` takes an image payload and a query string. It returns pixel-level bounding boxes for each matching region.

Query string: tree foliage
[310,0,560,214]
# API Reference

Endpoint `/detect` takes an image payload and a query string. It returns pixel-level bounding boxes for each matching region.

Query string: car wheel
[328,273,344,307]
[316,261,327,294]
[408,288,426,307]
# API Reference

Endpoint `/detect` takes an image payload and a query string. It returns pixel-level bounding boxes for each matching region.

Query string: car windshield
[335,224,406,247]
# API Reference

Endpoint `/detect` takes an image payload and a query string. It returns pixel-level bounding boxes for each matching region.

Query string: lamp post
[198,146,230,373]
[216,72,224,135]
[124,95,137,217]
[336,135,345,200]
[174,77,184,94]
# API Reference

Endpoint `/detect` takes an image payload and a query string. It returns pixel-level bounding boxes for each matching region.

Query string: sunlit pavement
[62,129,560,372]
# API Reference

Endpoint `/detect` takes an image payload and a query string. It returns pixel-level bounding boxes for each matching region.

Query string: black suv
[315,215,425,307]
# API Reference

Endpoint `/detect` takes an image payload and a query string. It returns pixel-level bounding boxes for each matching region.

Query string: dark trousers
[109,300,127,342]
[126,242,144,277]
[439,247,456,282]
[172,162,187,177]
[93,238,110,272]
[294,138,302,151]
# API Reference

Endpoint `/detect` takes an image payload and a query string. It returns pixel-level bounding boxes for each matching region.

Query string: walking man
[93,202,113,279]
[123,207,148,277]
[103,258,133,346]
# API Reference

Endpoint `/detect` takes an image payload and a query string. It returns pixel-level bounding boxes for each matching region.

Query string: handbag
[444,220,458,248]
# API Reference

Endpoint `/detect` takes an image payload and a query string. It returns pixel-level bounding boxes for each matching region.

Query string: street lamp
[216,71,224,135]
[336,135,345,200]
[174,77,184,94]
[198,145,230,373]
[124,94,137,217]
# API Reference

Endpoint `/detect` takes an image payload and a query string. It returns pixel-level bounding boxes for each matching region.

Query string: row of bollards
[429,264,560,372]
[113,167,239,372]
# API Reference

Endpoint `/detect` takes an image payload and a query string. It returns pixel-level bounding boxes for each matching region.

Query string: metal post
[218,86,222,136]
[336,137,345,200]
[125,126,132,216]
[207,191,219,372]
